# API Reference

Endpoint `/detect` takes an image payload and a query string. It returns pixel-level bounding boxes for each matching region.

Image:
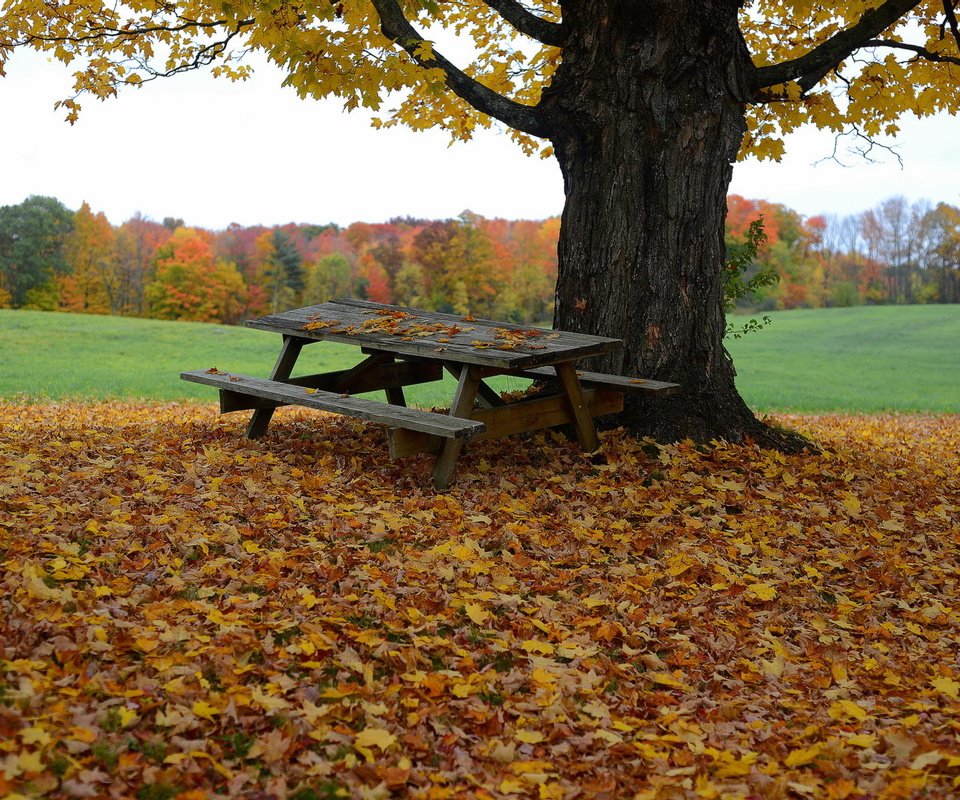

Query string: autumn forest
[2,193,958,327]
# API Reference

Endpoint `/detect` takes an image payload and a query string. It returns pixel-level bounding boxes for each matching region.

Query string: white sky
[1,48,958,230]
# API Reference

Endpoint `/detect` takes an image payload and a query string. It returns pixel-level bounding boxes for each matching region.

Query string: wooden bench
[517,366,680,396]
[181,370,486,440]
[182,300,681,488]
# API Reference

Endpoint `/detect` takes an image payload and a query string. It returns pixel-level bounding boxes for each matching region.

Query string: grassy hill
[1,305,958,412]
[725,305,959,412]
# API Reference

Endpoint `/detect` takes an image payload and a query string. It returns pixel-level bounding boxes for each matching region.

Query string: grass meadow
[1,304,958,412]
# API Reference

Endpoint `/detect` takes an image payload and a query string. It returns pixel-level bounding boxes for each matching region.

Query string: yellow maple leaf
[784,743,822,768]
[355,727,397,750]
[19,726,52,746]
[134,637,160,653]
[516,729,545,744]
[251,686,290,713]
[931,676,960,700]
[531,668,557,685]
[649,672,688,689]
[118,707,139,728]
[828,699,869,721]
[746,582,778,601]
[713,752,757,777]
[521,640,555,655]
[17,750,44,773]
[464,602,489,625]
[841,494,862,515]
[538,782,565,799]
[192,700,221,722]
[831,663,849,684]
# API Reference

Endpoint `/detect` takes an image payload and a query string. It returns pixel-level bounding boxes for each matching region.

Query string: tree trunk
[542,0,786,445]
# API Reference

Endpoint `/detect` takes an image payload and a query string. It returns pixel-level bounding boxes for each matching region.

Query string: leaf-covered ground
[1,404,958,800]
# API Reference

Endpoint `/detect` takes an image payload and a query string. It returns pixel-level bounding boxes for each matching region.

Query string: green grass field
[1,305,958,412]
[725,305,959,412]
[0,309,530,408]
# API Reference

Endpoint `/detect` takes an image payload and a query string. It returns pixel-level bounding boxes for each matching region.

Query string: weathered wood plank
[246,334,303,439]
[555,362,600,453]
[244,300,621,370]
[389,388,623,458]
[219,393,280,413]
[181,370,485,439]
[512,366,681,395]
[286,360,442,394]
[432,366,483,490]
[218,361,441,413]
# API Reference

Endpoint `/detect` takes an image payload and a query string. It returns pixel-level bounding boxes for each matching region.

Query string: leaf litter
[0,404,958,799]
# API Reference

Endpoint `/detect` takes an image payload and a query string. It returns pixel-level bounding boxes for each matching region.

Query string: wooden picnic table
[182,299,679,489]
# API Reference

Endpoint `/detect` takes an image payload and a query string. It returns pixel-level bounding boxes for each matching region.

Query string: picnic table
[181,299,680,489]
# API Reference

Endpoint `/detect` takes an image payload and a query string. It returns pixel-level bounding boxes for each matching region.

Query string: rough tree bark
[542,0,783,445]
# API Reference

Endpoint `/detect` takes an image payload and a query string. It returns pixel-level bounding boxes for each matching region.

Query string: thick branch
[864,38,960,66]
[754,0,923,93]
[369,0,551,139]
[942,0,960,50]
[483,0,564,47]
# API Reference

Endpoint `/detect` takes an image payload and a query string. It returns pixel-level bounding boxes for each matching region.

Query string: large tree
[3,1,957,442]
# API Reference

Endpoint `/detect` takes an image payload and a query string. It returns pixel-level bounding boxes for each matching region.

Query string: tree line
[1,194,957,326]
[726,195,960,310]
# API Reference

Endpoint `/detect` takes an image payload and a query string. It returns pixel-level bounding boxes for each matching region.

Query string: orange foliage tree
[58,202,116,314]
[144,228,247,323]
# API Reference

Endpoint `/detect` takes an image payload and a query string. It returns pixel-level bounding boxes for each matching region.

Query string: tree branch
[863,38,960,66]
[483,0,564,47]
[754,0,924,93]
[942,0,960,51]
[14,16,252,51]
[369,0,552,139]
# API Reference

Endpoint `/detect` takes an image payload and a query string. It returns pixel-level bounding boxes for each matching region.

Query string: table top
[246,299,621,370]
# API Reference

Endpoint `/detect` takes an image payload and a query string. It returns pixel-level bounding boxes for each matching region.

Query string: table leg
[555,362,601,453]
[385,386,407,406]
[443,364,502,409]
[341,351,407,406]
[432,365,482,490]
[246,335,304,439]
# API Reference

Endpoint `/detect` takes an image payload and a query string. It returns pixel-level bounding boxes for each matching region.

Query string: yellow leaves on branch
[0,404,959,797]
[1,0,952,156]
[742,4,960,160]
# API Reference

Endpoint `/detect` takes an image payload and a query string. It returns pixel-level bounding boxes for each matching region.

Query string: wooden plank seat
[515,366,681,396]
[180,370,485,440]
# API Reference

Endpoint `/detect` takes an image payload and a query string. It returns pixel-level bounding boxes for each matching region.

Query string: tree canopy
[1,1,956,153]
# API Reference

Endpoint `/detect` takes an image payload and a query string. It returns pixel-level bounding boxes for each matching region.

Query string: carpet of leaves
[1,404,959,800]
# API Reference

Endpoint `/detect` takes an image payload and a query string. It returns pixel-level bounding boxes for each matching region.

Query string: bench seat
[180,370,485,440]
[518,366,681,395]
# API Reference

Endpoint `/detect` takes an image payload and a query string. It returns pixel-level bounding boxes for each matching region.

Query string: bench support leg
[246,335,304,439]
[385,387,407,406]
[555,362,601,453]
[432,366,481,491]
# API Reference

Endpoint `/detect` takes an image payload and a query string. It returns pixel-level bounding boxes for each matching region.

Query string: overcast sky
[2,48,957,230]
